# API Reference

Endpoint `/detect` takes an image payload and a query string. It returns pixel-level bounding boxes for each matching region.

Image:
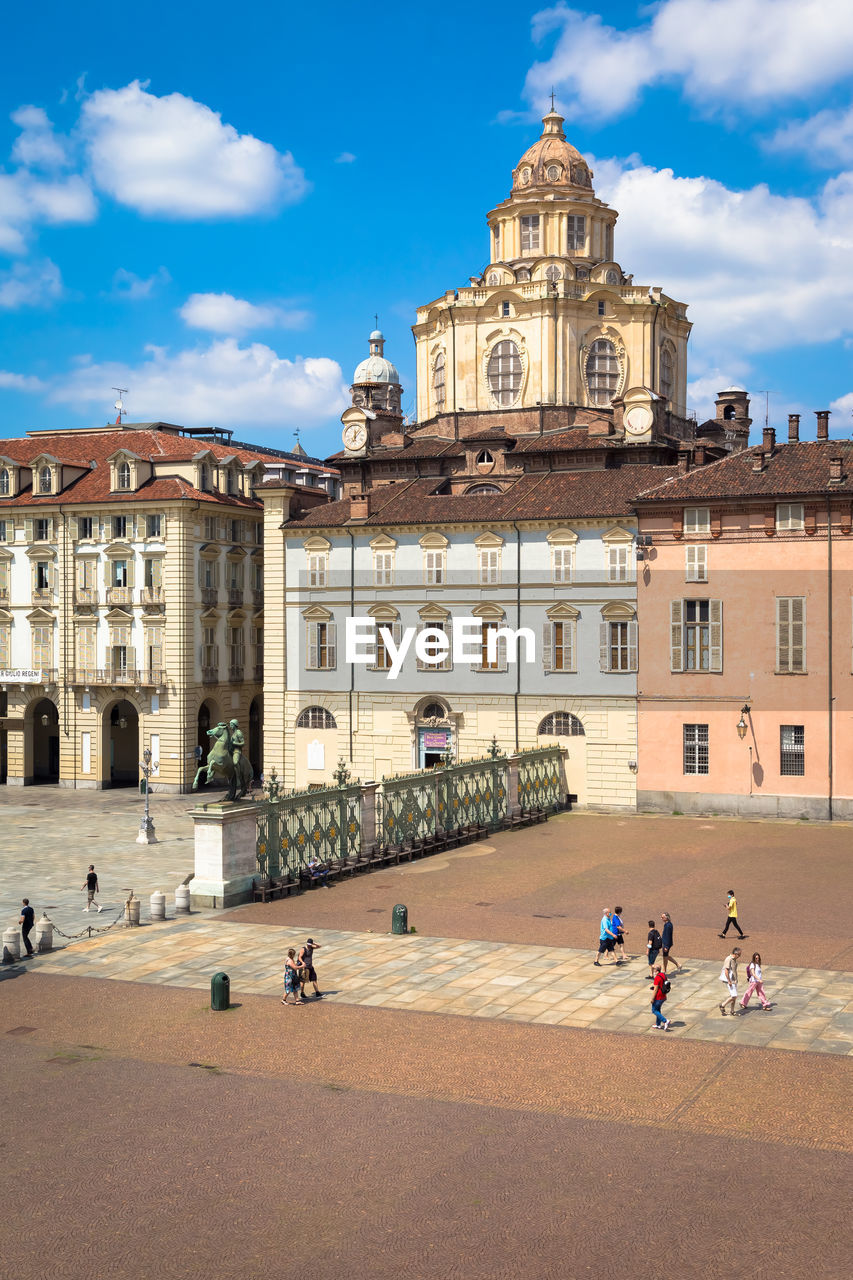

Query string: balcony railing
[228,663,244,683]
[202,665,218,684]
[105,586,132,606]
[74,588,99,606]
[252,588,264,606]
[140,586,165,609]
[228,588,243,606]
[253,662,263,681]
[201,587,218,606]
[31,588,54,605]
[70,668,165,687]
[0,586,9,604]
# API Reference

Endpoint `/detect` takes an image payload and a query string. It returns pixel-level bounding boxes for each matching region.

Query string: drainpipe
[650,299,659,394]
[58,506,74,789]
[347,527,355,764]
[827,495,833,821]
[553,288,558,407]
[512,522,521,752]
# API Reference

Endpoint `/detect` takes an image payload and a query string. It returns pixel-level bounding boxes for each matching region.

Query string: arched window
[117,461,131,490]
[723,405,736,421]
[420,702,447,722]
[0,469,9,496]
[545,265,562,284]
[538,711,585,737]
[487,340,522,407]
[296,706,336,730]
[660,346,674,402]
[546,164,561,181]
[516,267,531,282]
[586,339,619,406]
[466,484,501,495]
[487,272,499,286]
[605,269,619,285]
[476,450,494,468]
[433,352,446,409]
[39,466,52,494]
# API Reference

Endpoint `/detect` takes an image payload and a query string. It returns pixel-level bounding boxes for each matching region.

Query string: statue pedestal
[189,802,258,909]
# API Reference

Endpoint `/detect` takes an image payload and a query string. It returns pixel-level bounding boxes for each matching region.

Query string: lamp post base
[136,817,158,845]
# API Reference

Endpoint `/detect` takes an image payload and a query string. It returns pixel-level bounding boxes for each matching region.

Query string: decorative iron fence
[257,783,361,879]
[517,746,564,812]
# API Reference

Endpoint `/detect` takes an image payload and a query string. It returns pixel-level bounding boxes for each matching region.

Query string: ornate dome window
[538,711,585,737]
[546,164,561,181]
[576,268,589,280]
[545,265,562,284]
[520,167,531,185]
[433,351,446,409]
[487,340,522,407]
[420,702,447,723]
[488,272,500,286]
[476,450,495,473]
[605,269,619,285]
[586,339,619,407]
[516,267,531,282]
[297,706,336,730]
[0,469,9,496]
[660,346,674,403]
[39,466,52,494]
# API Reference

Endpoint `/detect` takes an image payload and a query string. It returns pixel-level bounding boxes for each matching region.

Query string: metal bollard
[35,915,54,953]
[150,891,166,922]
[211,971,230,1011]
[2,925,21,963]
[391,903,408,935]
[174,885,190,914]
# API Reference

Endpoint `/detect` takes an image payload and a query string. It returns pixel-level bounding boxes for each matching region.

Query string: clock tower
[341,328,405,454]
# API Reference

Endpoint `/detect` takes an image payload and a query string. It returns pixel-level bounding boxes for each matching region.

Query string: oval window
[520,167,531,185]
[487,340,522,407]
[546,164,561,181]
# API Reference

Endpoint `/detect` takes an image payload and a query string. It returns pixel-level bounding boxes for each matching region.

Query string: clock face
[343,423,368,451]
[624,405,653,436]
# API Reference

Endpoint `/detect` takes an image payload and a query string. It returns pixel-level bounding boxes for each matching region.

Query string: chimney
[677,451,690,474]
[349,492,370,520]
[829,456,843,485]
[752,450,765,473]
[787,414,800,443]
[816,410,830,440]
[762,426,776,453]
[694,443,707,467]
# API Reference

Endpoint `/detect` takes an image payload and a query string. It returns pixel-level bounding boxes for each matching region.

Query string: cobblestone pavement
[26,917,853,1054]
[0,787,200,939]
[0,974,850,1279]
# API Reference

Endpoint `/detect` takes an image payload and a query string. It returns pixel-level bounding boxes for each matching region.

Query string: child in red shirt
[651,965,671,1030]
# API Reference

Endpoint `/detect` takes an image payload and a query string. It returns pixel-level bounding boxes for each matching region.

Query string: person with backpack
[646,919,662,980]
[650,965,671,1030]
[740,952,771,1011]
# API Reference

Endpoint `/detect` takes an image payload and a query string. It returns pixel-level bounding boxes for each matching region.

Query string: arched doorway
[196,699,221,788]
[104,699,139,786]
[415,699,452,769]
[32,698,59,783]
[249,695,263,780]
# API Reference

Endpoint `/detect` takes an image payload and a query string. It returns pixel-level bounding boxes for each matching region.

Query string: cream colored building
[0,420,333,791]
[413,108,692,427]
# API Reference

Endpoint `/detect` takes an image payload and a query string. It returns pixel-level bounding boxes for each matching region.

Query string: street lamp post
[136,746,158,844]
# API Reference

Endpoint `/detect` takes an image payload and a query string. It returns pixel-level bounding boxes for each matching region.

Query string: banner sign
[422,731,449,749]
[0,670,45,683]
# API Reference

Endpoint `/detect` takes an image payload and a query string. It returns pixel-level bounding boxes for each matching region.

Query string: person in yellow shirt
[719,889,745,939]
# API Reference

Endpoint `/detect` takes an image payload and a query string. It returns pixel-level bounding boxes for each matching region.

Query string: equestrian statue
[192,718,254,801]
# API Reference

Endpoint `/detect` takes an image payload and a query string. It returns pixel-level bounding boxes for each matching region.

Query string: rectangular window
[423,548,445,585]
[204,516,219,541]
[479,547,500,585]
[371,620,401,672]
[0,622,10,667]
[685,545,708,582]
[78,516,94,539]
[780,724,805,776]
[776,503,804,531]
[144,558,163,590]
[477,620,506,671]
[112,515,128,540]
[255,523,263,545]
[416,620,451,672]
[671,599,723,672]
[552,545,573,584]
[0,561,8,601]
[113,560,128,588]
[76,627,95,673]
[32,623,53,670]
[609,622,630,671]
[307,553,326,588]
[0,520,6,542]
[683,723,709,775]
[146,514,162,538]
[201,625,217,670]
[607,543,632,582]
[543,620,575,673]
[230,518,241,543]
[145,628,162,676]
[306,619,336,670]
[35,518,50,541]
[35,561,50,591]
[228,626,244,670]
[373,551,394,586]
[567,215,586,252]
[684,507,710,535]
[520,215,540,253]
[776,597,806,672]
[251,624,263,674]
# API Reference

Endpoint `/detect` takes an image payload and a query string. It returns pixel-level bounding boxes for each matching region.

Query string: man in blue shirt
[19,899,35,957]
[594,909,618,966]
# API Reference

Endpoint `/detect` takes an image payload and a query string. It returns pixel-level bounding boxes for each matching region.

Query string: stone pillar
[189,802,259,909]
[507,754,521,813]
[360,781,378,849]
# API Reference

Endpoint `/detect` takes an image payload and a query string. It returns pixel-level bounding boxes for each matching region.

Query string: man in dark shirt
[646,919,662,979]
[297,937,323,999]
[660,911,682,975]
[82,865,102,912]
[19,898,35,957]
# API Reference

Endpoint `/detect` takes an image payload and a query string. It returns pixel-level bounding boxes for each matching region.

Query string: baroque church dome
[512,109,593,193]
[353,330,400,384]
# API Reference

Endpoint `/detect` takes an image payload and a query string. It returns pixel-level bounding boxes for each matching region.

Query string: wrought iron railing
[377,754,508,846]
[256,782,361,879]
[517,746,564,811]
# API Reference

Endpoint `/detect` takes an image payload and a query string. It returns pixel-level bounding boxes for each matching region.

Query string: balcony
[74,588,99,607]
[252,588,264,607]
[201,666,218,684]
[140,586,165,611]
[228,664,244,683]
[228,588,243,607]
[31,588,54,606]
[70,667,165,687]
[105,586,132,607]
[0,586,9,605]
[253,663,263,681]
[201,587,218,606]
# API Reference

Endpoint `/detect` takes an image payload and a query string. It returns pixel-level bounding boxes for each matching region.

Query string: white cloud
[110,266,171,300]
[49,338,348,429]
[80,81,309,218]
[335,152,357,164]
[0,259,63,309]
[769,106,853,168]
[11,105,70,168]
[179,291,310,335]
[592,156,853,359]
[0,370,47,391]
[830,391,853,428]
[0,169,96,254]
[526,0,853,121]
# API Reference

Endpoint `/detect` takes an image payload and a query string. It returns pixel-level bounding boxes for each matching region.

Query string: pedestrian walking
[650,965,671,1030]
[81,865,102,912]
[297,937,323,999]
[660,912,682,974]
[612,906,629,963]
[740,953,772,1011]
[19,899,35,957]
[281,948,304,1006]
[718,946,742,1015]
[593,908,618,966]
[646,919,662,979]
[719,889,745,939]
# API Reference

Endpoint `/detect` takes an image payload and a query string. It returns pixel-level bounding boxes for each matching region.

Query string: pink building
[634,415,853,819]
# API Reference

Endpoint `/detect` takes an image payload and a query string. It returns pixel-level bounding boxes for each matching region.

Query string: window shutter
[25,517,33,542]
[791,597,805,672]
[670,600,683,672]
[542,622,553,672]
[327,621,337,668]
[565,620,576,672]
[307,622,318,670]
[391,620,402,653]
[126,645,136,672]
[709,600,723,672]
[497,628,507,671]
[600,622,609,672]
[126,558,135,589]
[628,620,638,671]
[198,560,205,587]
[415,621,427,671]
[776,597,789,671]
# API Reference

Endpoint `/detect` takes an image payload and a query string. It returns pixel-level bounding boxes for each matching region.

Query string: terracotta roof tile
[634,441,853,503]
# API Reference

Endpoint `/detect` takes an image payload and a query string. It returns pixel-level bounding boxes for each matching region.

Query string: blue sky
[1,0,852,456]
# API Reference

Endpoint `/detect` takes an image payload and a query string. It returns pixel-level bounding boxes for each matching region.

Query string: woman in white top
[740,952,771,1011]
[718,947,742,1016]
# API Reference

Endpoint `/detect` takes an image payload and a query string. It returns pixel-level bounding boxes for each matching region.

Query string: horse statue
[192,719,254,801]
